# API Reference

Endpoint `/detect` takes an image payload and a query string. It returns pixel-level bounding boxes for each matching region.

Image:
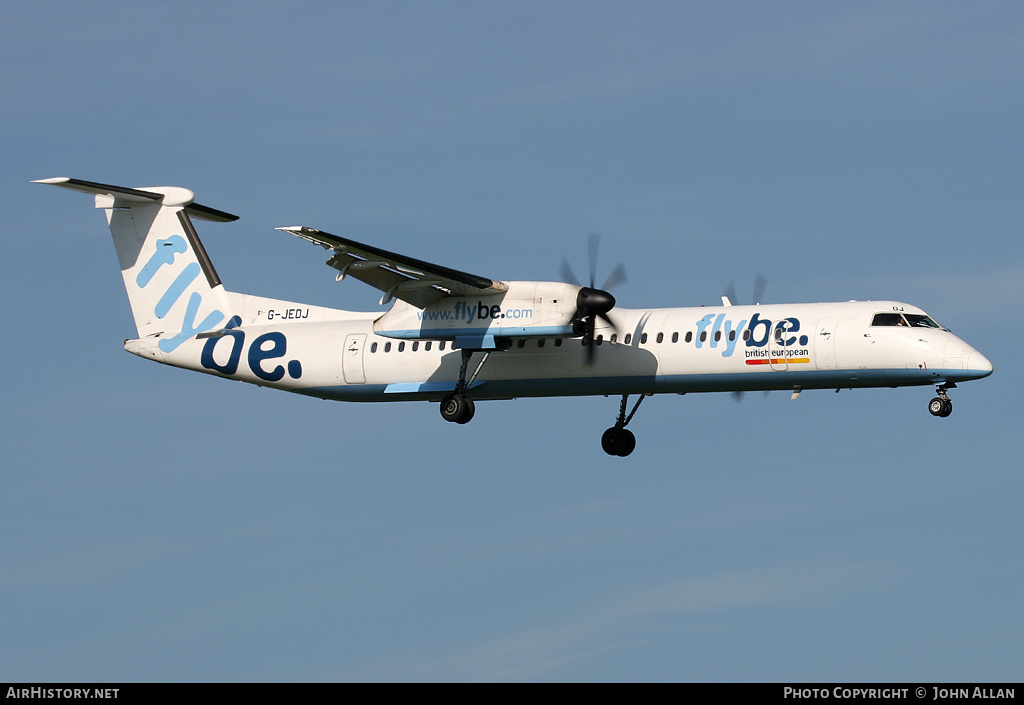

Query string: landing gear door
[342,333,367,384]
[814,318,839,370]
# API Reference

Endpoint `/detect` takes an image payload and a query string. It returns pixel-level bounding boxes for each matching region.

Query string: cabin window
[729,330,736,341]
[555,338,563,347]
[624,334,632,345]
[672,332,679,343]
[425,341,432,351]
[714,331,721,342]
[595,335,603,346]
[685,331,693,343]
[640,333,648,344]
[610,334,617,344]
[743,330,751,340]
[384,342,392,353]
[439,341,446,351]
[398,342,405,352]
[538,339,545,348]
[699,331,706,343]
[656,332,664,343]
[517,339,526,348]
[370,342,378,353]
[412,341,419,352]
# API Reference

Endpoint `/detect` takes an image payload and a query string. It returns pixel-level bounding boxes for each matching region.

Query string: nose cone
[966,350,994,379]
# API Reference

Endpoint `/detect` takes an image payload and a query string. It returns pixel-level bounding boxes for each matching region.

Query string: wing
[278,226,507,308]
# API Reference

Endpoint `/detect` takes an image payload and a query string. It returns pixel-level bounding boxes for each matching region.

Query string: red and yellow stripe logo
[745,357,811,366]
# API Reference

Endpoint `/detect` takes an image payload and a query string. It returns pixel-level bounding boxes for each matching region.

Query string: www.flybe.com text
[418,301,534,323]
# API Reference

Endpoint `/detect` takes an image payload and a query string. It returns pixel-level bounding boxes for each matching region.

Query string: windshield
[871,312,947,330]
[904,314,945,329]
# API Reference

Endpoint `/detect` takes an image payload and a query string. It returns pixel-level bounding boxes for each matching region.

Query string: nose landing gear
[928,383,955,418]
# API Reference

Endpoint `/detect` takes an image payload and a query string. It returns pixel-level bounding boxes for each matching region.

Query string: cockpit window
[904,314,944,329]
[872,312,947,330]
[872,313,906,326]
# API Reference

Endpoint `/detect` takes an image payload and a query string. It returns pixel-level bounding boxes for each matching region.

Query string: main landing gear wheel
[440,393,475,424]
[928,397,953,418]
[600,394,647,456]
[601,427,636,457]
[440,349,491,425]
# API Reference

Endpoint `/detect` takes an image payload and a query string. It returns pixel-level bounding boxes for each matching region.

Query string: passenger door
[814,318,839,370]
[342,333,366,384]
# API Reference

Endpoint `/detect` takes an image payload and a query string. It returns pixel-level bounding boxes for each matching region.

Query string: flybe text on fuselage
[199,316,303,382]
[692,311,810,359]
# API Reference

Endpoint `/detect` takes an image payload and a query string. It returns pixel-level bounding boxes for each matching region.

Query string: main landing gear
[438,347,648,457]
[928,383,955,418]
[601,394,647,457]
[439,349,490,425]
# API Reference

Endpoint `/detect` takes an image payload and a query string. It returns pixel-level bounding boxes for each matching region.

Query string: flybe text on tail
[139,234,225,352]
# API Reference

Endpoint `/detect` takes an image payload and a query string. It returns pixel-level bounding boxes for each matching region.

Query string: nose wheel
[928,384,954,418]
[928,396,953,418]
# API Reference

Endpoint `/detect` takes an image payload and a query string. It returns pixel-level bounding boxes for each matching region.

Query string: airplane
[35,177,993,457]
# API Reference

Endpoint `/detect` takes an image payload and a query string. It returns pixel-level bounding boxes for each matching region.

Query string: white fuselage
[34,177,993,444]
[131,297,993,403]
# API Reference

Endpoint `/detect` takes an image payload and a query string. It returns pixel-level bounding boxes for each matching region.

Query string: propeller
[725,274,770,402]
[724,273,768,307]
[559,234,627,365]
[731,389,771,403]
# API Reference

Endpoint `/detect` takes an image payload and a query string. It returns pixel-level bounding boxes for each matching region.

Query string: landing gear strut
[439,349,490,424]
[928,383,955,418]
[602,394,647,457]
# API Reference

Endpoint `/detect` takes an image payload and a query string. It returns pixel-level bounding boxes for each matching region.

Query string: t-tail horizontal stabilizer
[34,177,236,349]
[32,177,239,221]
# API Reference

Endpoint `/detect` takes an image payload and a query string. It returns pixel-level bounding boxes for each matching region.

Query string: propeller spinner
[559,234,626,365]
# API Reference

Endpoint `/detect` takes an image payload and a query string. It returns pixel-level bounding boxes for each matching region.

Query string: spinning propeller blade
[725,274,770,401]
[560,235,627,366]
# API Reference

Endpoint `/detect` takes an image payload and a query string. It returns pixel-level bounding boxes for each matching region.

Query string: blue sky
[2,1,1021,681]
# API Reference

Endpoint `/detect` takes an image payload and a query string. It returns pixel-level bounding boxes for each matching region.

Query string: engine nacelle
[373,281,579,347]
